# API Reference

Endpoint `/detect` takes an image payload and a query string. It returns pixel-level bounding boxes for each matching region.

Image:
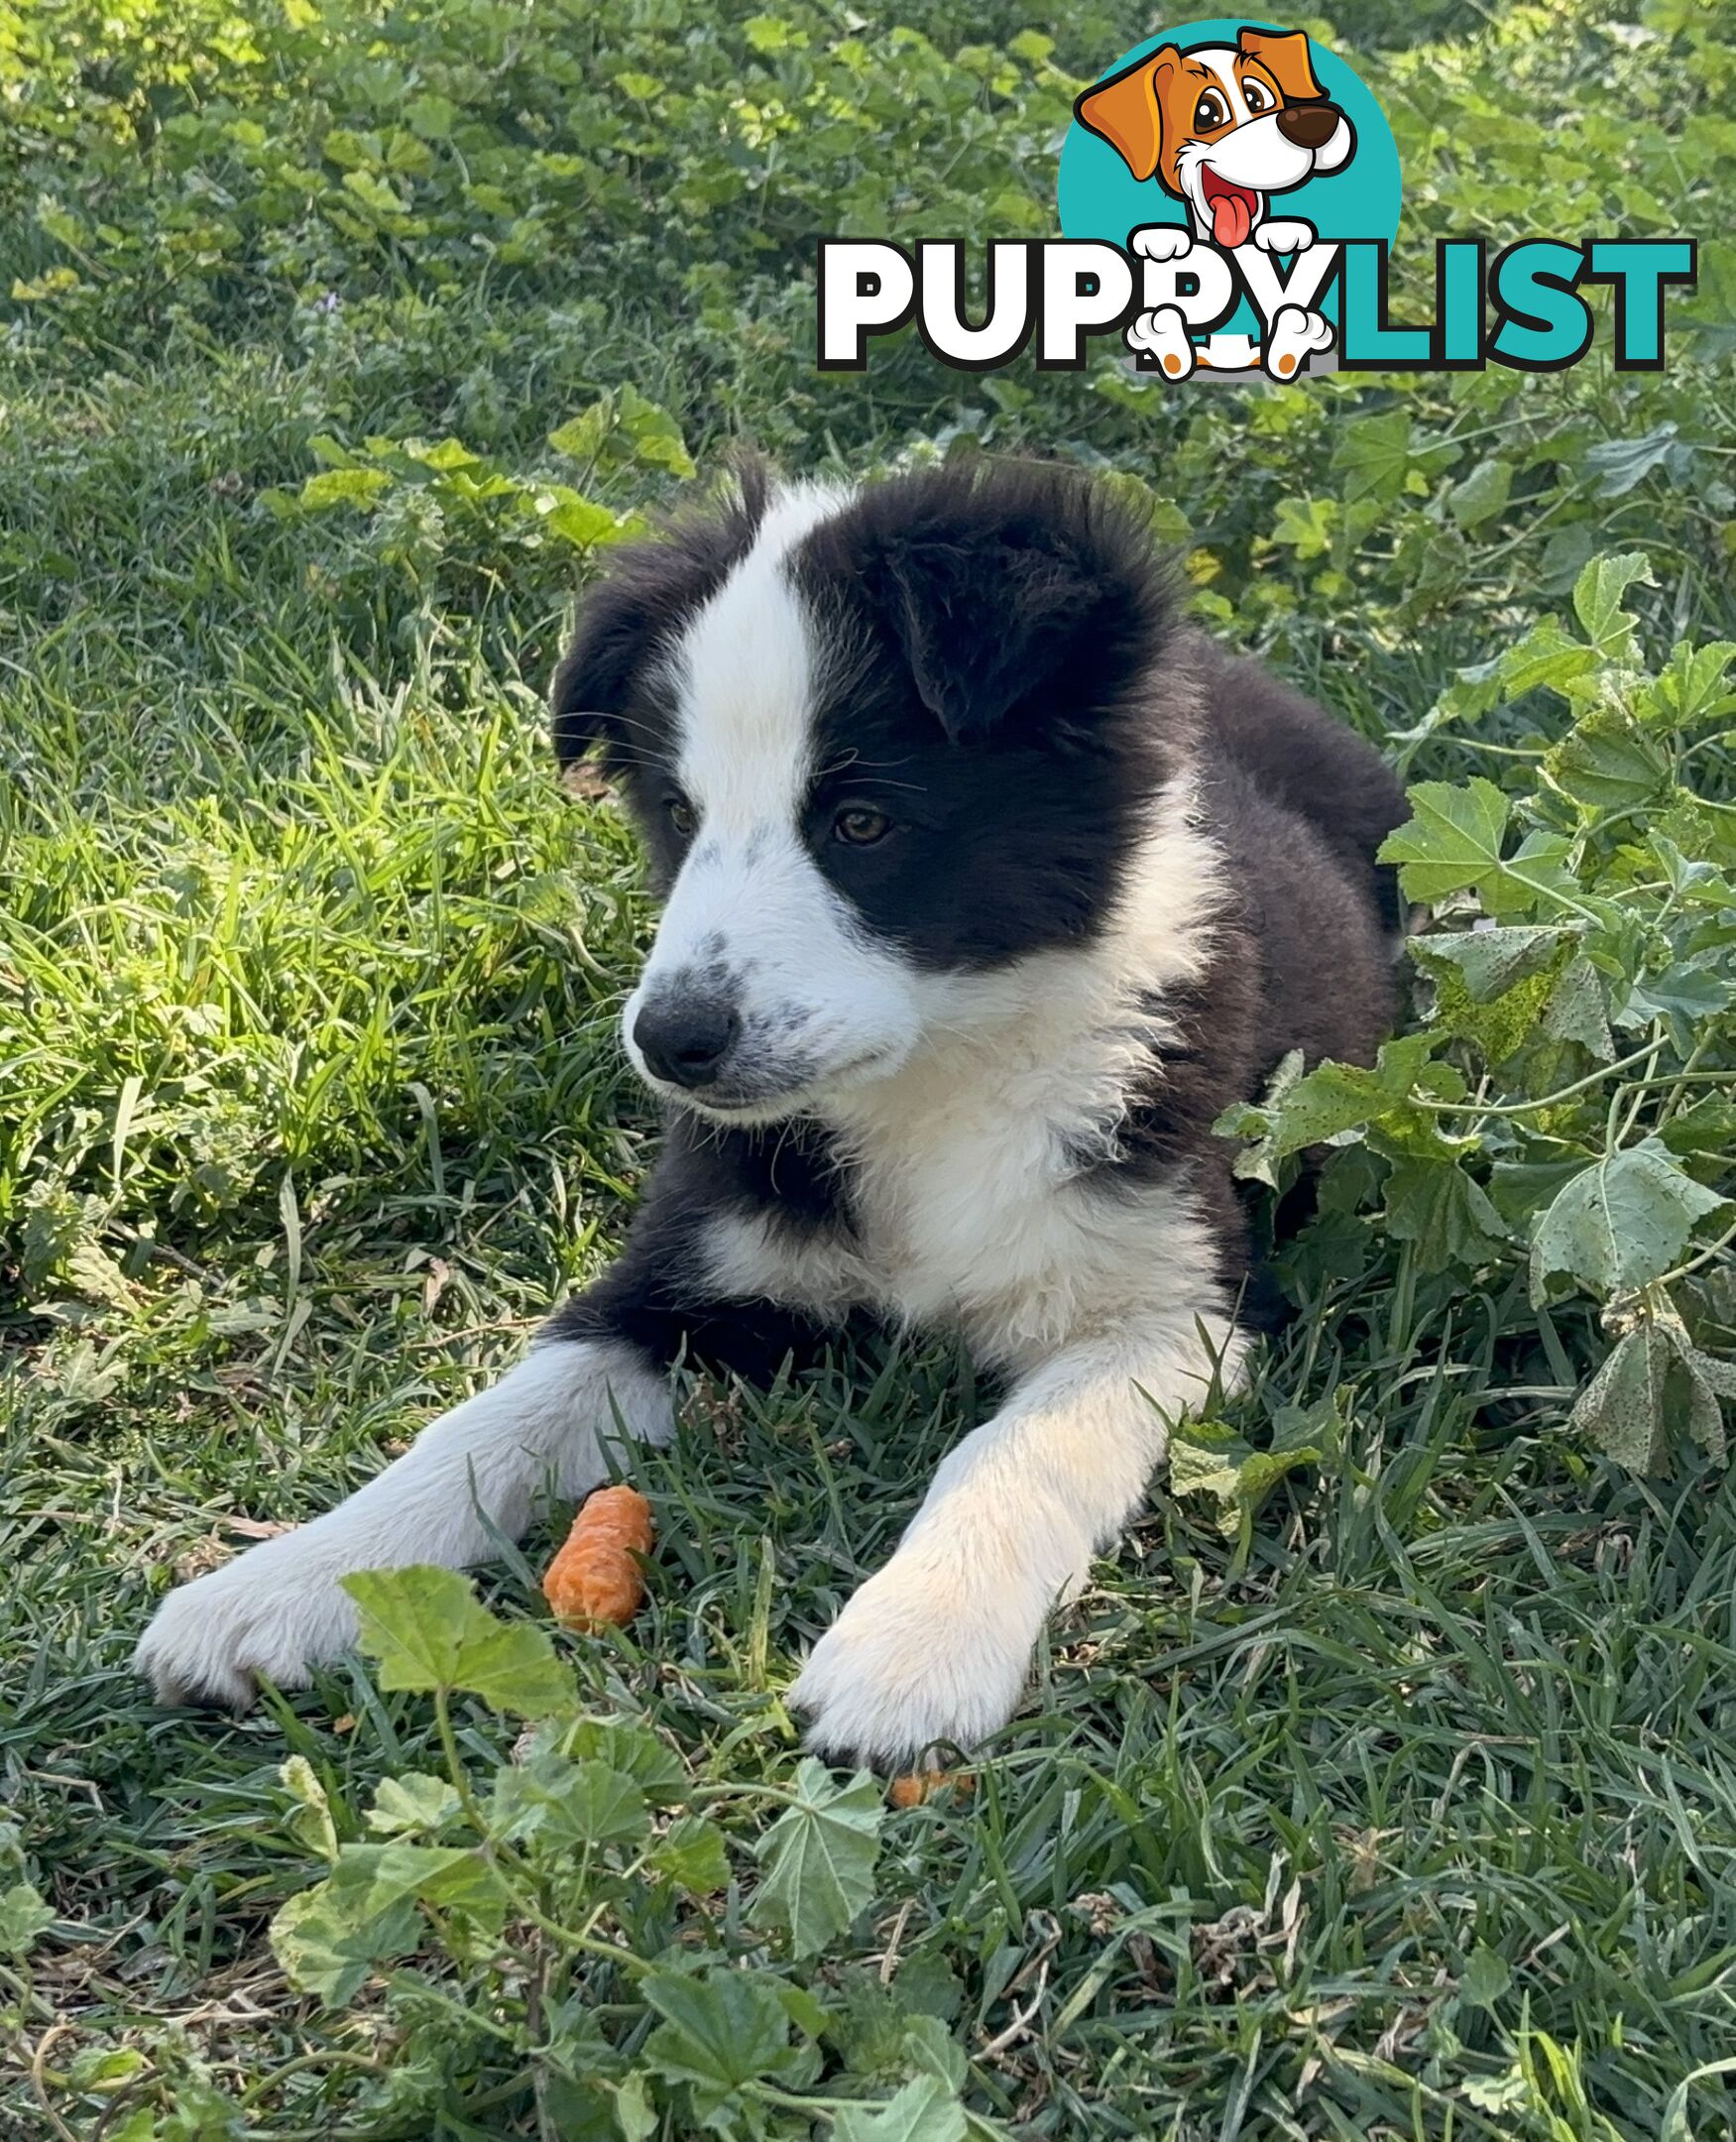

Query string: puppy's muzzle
[1276,102,1340,150]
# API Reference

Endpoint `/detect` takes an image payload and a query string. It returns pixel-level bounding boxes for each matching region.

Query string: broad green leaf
[279,1754,340,1862]
[543,494,621,548]
[616,385,697,478]
[1530,1140,1731,1303]
[1460,1944,1512,2009]
[1271,496,1335,558]
[643,1966,816,2129]
[1411,929,1570,1063]
[650,1814,731,1893]
[1568,1324,1675,1474]
[566,1717,688,1803]
[1584,428,1678,499]
[1625,958,1735,1026]
[1168,1398,1340,1537]
[833,2075,969,2142]
[1480,829,1581,920]
[1409,925,1574,1004]
[1382,1158,1510,1274]
[548,404,612,461]
[613,2072,657,2142]
[489,1751,648,1850]
[1646,639,1736,729]
[366,1771,463,1839]
[1547,707,1670,812]
[273,1843,511,2000]
[1659,1095,1736,1162]
[1378,779,1510,905]
[1447,457,1512,531]
[271,1858,423,2003]
[341,1566,572,1716]
[299,466,391,511]
[1497,619,1598,700]
[0,1880,55,1957]
[1331,409,1411,502]
[341,168,410,216]
[1540,954,1615,1059]
[1572,550,1654,661]
[404,92,457,140]
[750,1757,882,1957]
[1217,1032,1447,1175]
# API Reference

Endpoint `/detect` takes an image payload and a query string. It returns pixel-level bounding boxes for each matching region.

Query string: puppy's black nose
[1277,101,1339,149]
[633,996,742,1089]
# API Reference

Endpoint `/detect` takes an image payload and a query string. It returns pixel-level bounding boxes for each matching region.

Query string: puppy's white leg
[791,1310,1246,1767]
[135,1339,670,1706]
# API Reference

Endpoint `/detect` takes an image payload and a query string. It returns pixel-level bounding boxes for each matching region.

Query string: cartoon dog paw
[1130,223,1195,264]
[1252,218,1317,255]
[1263,302,1334,381]
[1125,304,1196,379]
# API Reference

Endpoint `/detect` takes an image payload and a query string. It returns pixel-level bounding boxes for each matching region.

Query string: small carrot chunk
[888,1769,973,1809]
[541,1485,655,1629]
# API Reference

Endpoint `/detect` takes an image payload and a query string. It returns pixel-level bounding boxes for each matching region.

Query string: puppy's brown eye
[667,798,696,838]
[834,806,892,847]
[1195,89,1229,130]
[1243,78,1273,114]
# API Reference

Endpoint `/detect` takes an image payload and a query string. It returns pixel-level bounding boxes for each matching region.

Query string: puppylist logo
[817,18,1695,382]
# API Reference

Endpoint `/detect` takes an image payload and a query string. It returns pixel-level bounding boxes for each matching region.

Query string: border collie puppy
[137,460,1403,1767]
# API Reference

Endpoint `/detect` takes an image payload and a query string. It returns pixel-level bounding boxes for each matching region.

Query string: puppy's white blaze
[669,479,854,831]
[133,1340,670,1705]
[631,477,929,1108]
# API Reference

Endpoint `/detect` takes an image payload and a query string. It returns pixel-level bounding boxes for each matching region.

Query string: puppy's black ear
[549,456,772,769]
[882,533,1097,743]
[868,468,1171,746]
[550,570,660,769]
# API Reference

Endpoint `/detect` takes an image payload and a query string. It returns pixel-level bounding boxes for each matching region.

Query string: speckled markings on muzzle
[620,485,927,1124]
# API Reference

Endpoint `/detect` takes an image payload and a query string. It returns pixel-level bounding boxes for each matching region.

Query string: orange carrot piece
[541,1485,655,1629]
[888,1770,973,1809]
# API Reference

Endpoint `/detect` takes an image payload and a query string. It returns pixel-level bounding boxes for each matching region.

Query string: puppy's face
[553,466,1181,1126]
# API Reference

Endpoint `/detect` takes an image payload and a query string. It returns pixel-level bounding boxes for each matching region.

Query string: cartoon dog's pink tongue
[1202,172,1257,249]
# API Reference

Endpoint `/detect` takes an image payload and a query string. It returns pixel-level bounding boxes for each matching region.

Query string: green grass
[5,0,1736,2134]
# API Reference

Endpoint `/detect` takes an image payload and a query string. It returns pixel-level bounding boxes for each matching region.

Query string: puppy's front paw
[134,1531,360,1708]
[789,1555,1037,1770]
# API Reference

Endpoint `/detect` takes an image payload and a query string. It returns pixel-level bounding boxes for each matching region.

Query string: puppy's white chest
[707,1051,1209,1370]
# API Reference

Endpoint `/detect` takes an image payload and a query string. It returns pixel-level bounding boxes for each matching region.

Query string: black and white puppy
[137,460,1403,1767]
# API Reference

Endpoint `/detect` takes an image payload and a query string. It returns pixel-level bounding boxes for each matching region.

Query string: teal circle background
[1057,18,1403,343]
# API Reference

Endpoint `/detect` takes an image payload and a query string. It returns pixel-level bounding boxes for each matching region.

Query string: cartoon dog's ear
[1074,45,1180,184]
[1237,26,1325,103]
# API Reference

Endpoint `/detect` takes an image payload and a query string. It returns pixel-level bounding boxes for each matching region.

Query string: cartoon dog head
[1076,27,1354,249]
